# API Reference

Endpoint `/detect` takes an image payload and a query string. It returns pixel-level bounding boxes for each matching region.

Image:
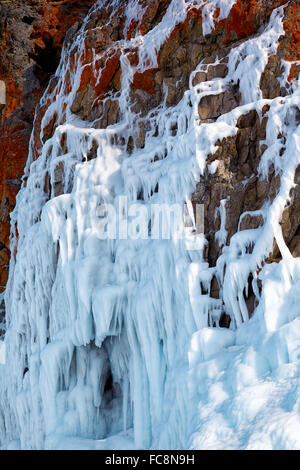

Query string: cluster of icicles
[0,0,300,450]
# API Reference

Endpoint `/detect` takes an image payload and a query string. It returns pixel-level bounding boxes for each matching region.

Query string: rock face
[22,0,300,316]
[0,0,300,450]
[0,0,299,297]
[0,0,95,297]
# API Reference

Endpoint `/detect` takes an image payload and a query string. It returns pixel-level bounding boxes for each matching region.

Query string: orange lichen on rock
[215,0,287,44]
[212,0,300,82]
[280,0,300,81]
[213,8,220,19]
[281,0,300,57]
[77,49,121,100]
[288,63,300,82]
[132,69,157,95]
[138,0,172,36]
[31,0,95,51]
[0,120,31,292]
[96,53,121,95]
[169,6,203,41]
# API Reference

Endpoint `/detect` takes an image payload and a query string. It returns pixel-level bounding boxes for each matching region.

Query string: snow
[0,0,299,451]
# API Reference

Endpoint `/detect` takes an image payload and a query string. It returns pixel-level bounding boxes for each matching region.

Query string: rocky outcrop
[29,0,299,317]
[0,0,299,309]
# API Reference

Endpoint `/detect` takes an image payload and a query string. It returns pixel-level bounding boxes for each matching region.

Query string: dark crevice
[29,34,61,85]
[243,274,257,319]
[104,371,113,394]
[151,0,172,28]
[219,313,231,328]
[22,16,35,25]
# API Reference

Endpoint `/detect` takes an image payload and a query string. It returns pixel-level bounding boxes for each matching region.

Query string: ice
[201,0,237,36]
[0,0,300,450]
[215,199,228,248]
[0,342,5,365]
[189,327,235,364]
